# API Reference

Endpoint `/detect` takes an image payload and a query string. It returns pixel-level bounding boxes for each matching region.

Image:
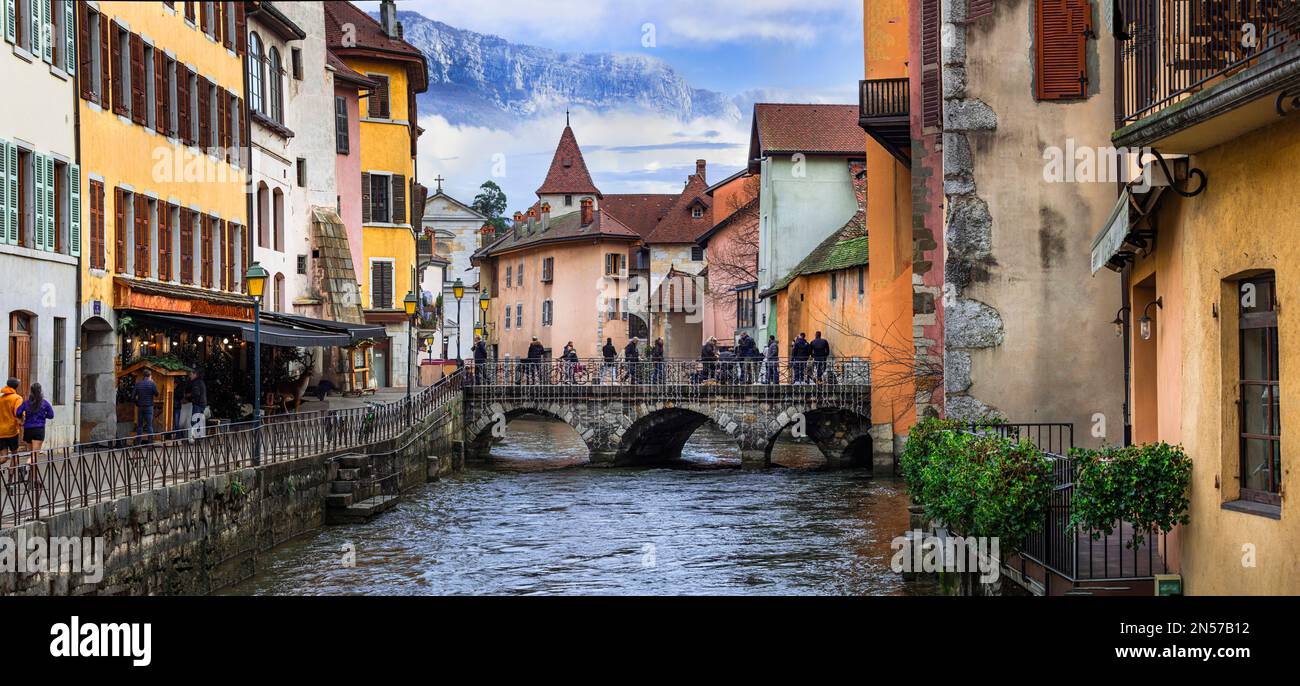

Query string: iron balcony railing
[0,371,465,527]
[859,77,910,119]
[1118,0,1298,124]
[967,422,1166,582]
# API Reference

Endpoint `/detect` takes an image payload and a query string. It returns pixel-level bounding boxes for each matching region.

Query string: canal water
[225,417,937,596]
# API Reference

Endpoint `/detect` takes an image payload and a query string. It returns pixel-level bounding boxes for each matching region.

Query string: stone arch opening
[761,406,874,471]
[615,407,736,467]
[467,405,594,467]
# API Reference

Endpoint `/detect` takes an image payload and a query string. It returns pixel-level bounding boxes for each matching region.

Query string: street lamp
[403,290,418,420]
[452,278,465,366]
[1138,297,1163,341]
[245,262,269,464]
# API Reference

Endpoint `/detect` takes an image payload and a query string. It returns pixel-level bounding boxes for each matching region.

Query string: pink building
[699,170,760,349]
[329,50,372,273]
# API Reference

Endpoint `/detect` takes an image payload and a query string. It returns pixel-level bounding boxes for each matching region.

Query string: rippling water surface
[225,418,937,596]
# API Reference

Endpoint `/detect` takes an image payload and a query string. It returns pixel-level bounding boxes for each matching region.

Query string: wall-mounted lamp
[1138,297,1163,341]
[1110,306,1131,338]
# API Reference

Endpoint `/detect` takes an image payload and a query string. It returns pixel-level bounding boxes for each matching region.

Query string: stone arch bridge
[464,378,884,470]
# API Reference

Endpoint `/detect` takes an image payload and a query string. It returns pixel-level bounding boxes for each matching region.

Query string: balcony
[1115,0,1300,150]
[858,78,910,164]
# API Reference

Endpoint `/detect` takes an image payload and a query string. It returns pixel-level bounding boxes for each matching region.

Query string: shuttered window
[921,0,941,129]
[392,174,406,224]
[367,74,390,119]
[335,96,349,153]
[1035,0,1093,101]
[157,202,172,281]
[180,210,194,284]
[201,214,214,288]
[113,188,127,273]
[197,77,211,150]
[178,64,192,145]
[371,261,393,310]
[130,33,146,125]
[133,193,149,277]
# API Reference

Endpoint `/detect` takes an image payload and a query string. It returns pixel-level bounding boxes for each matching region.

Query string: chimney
[512,211,525,238]
[580,197,594,227]
[696,159,706,182]
[380,0,398,38]
[397,22,404,40]
[540,202,551,232]
[526,207,537,234]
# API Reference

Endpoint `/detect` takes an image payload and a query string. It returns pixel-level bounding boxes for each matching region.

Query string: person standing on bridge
[700,337,719,382]
[562,341,579,384]
[0,379,25,464]
[810,331,831,383]
[132,369,160,445]
[600,338,618,385]
[650,338,665,384]
[526,337,546,384]
[624,337,641,384]
[765,335,780,385]
[792,333,810,384]
[473,335,489,384]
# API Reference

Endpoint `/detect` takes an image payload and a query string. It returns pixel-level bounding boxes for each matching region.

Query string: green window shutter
[33,153,45,250]
[5,142,15,244]
[44,154,55,250]
[40,0,52,63]
[69,163,80,256]
[0,139,7,245]
[5,0,15,45]
[63,0,74,74]
[30,0,41,56]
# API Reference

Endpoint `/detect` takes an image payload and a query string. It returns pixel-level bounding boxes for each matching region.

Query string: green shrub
[1070,442,1191,549]
[899,417,964,496]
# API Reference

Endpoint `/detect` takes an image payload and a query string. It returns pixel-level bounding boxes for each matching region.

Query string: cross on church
[434,175,445,193]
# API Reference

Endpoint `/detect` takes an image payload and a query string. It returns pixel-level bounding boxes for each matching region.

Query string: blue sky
[356,0,864,209]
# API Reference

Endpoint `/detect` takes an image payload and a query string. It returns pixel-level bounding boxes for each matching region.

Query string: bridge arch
[613,405,739,466]
[466,402,598,463]
[755,404,875,471]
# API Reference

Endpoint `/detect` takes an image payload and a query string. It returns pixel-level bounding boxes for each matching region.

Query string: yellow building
[1092,7,1300,594]
[325,0,427,388]
[76,1,251,441]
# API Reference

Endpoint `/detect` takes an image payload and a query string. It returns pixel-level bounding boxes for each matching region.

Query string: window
[515,303,522,329]
[370,260,393,309]
[564,195,573,207]
[830,272,838,301]
[208,81,219,148]
[604,252,626,276]
[179,210,194,284]
[541,257,554,282]
[518,261,524,283]
[200,214,214,287]
[166,58,178,137]
[157,201,172,281]
[112,23,130,117]
[736,285,756,329]
[248,32,263,114]
[367,74,390,119]
[369,174,389,223]
[52,317,65,405]
[88,180,105,269]
[505,265,512,288]
[268,47,283,123]
[1238,273,1281,505]
[291,46,303,80]
[12,0,28,52]
[144,43,156,130]
[542,300,553,326]
[15,148,30,248]
[48,0,65,70]
[297,254,307,275]
[1034,0,1092,101]
[504,306,511,330]
[691,245,704,261]
[296,158,307,187]
[857,266,865,295]
[692,206,704,219]
[334,96,349,153]
[273,188,284,251]
[78,6,106,104]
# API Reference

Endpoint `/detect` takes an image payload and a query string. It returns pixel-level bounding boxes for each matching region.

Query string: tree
[472,180,509,233]
[704,175,760,315]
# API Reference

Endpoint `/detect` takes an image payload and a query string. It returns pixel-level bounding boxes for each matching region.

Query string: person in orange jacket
[0,378,24,464]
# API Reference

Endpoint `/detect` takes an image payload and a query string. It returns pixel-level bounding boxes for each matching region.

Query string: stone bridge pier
[465,389,881,471]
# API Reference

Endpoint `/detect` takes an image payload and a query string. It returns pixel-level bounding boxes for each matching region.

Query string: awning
[1090,190,1134,274]
[260,311,385,344]
[131,312,352,348]
[1090,189,1161,274]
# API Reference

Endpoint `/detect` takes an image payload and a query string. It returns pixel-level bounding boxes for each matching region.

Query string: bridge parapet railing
[0,371,466,527]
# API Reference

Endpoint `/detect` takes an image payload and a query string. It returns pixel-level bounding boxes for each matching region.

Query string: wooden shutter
[4,0,15,44]
[154,48,166,132]
[130,33,146,124]
[200,1,209,35]
[921,0,941,129]
[89,179,104,268]
[219,89,231,160]
[201,215,213,287]
[99,12,110,108]
[235,2,246,54]
[113,188,126,273]
[185,1,195,23]
[1035,0,1091,101]
[213,1,223,46]
[69,164,80,257]
[134,193,149,276]
[361,172,371,223]
[33,153,45,251]
[178,64,191,145]
[392,174,406,224]
[369,75,389,118]
[371,262,392,309]
[158,202,171,281]
[198,78,211,148]
[180,210,193,284]
[43,154,54,250]
[78,3,93,100]
[222,2,234,51]
[110,24,125,115]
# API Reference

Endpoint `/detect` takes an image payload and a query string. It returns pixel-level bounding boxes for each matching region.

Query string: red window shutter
[130,33,146,125]
[1035,0,1091,101]
[99,16,111,108]
[77,4,93,101]
[235,2,247,55]
[200,1,210,35]
[114,188,127,273]
[180,211,194,284]
[361,172,371,223]
[110,24,126,116]
[922,0,940,66]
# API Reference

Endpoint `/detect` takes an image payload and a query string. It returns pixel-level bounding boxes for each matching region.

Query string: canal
[225,417,937,595]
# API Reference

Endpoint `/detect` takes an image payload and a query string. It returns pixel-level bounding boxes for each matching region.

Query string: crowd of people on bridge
[467,331,839,386]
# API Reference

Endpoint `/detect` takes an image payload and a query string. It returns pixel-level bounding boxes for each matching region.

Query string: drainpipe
[1121,263,1132,447]
[73,51,83,442]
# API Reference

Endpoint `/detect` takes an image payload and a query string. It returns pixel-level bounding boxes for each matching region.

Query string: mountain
[388,11,744,128]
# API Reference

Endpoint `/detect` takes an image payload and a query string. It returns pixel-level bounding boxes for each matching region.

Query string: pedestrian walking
[133,369,160,444]
[187,369,208,440]
[15,383,54,456]
[791,332,810,384]
[0,379,25,465]
[810,331,831,383]
[601,338,618,384]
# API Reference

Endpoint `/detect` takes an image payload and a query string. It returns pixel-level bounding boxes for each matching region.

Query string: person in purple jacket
[15,382,54,454]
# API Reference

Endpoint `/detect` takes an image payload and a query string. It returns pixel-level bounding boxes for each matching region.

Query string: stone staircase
[325,454,399,524]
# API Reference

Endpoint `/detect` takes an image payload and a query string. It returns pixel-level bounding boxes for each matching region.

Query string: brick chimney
[696,159,706,182]
[580,197,594,227]
[540,202,551,232]
[379,0,398,38]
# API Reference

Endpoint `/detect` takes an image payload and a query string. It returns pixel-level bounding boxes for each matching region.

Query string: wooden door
[8,313,32,396]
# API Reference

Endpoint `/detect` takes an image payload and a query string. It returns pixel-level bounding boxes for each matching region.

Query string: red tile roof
[750,103,865,156]
[536,126,602,197]
[479,209,638,258]
[327,49,378,89]
[644,172,713,244]
[324,1,428,92]
[600,194,677,239]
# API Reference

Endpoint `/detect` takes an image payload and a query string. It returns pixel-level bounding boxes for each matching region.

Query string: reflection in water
[224,417,937,596]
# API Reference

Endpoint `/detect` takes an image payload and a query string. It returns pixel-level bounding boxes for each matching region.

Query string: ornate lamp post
[244,262,269,464]
[452,278,465,367]
[403,290,418,421]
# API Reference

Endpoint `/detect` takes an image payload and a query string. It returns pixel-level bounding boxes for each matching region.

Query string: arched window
[248,32,264,114]
[256,183,269,248]
[268,47,283,123]
[272,188,284,252]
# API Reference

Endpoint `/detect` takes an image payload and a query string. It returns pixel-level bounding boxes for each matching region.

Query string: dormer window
[565,195,573,206]
[692,207,704,219]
